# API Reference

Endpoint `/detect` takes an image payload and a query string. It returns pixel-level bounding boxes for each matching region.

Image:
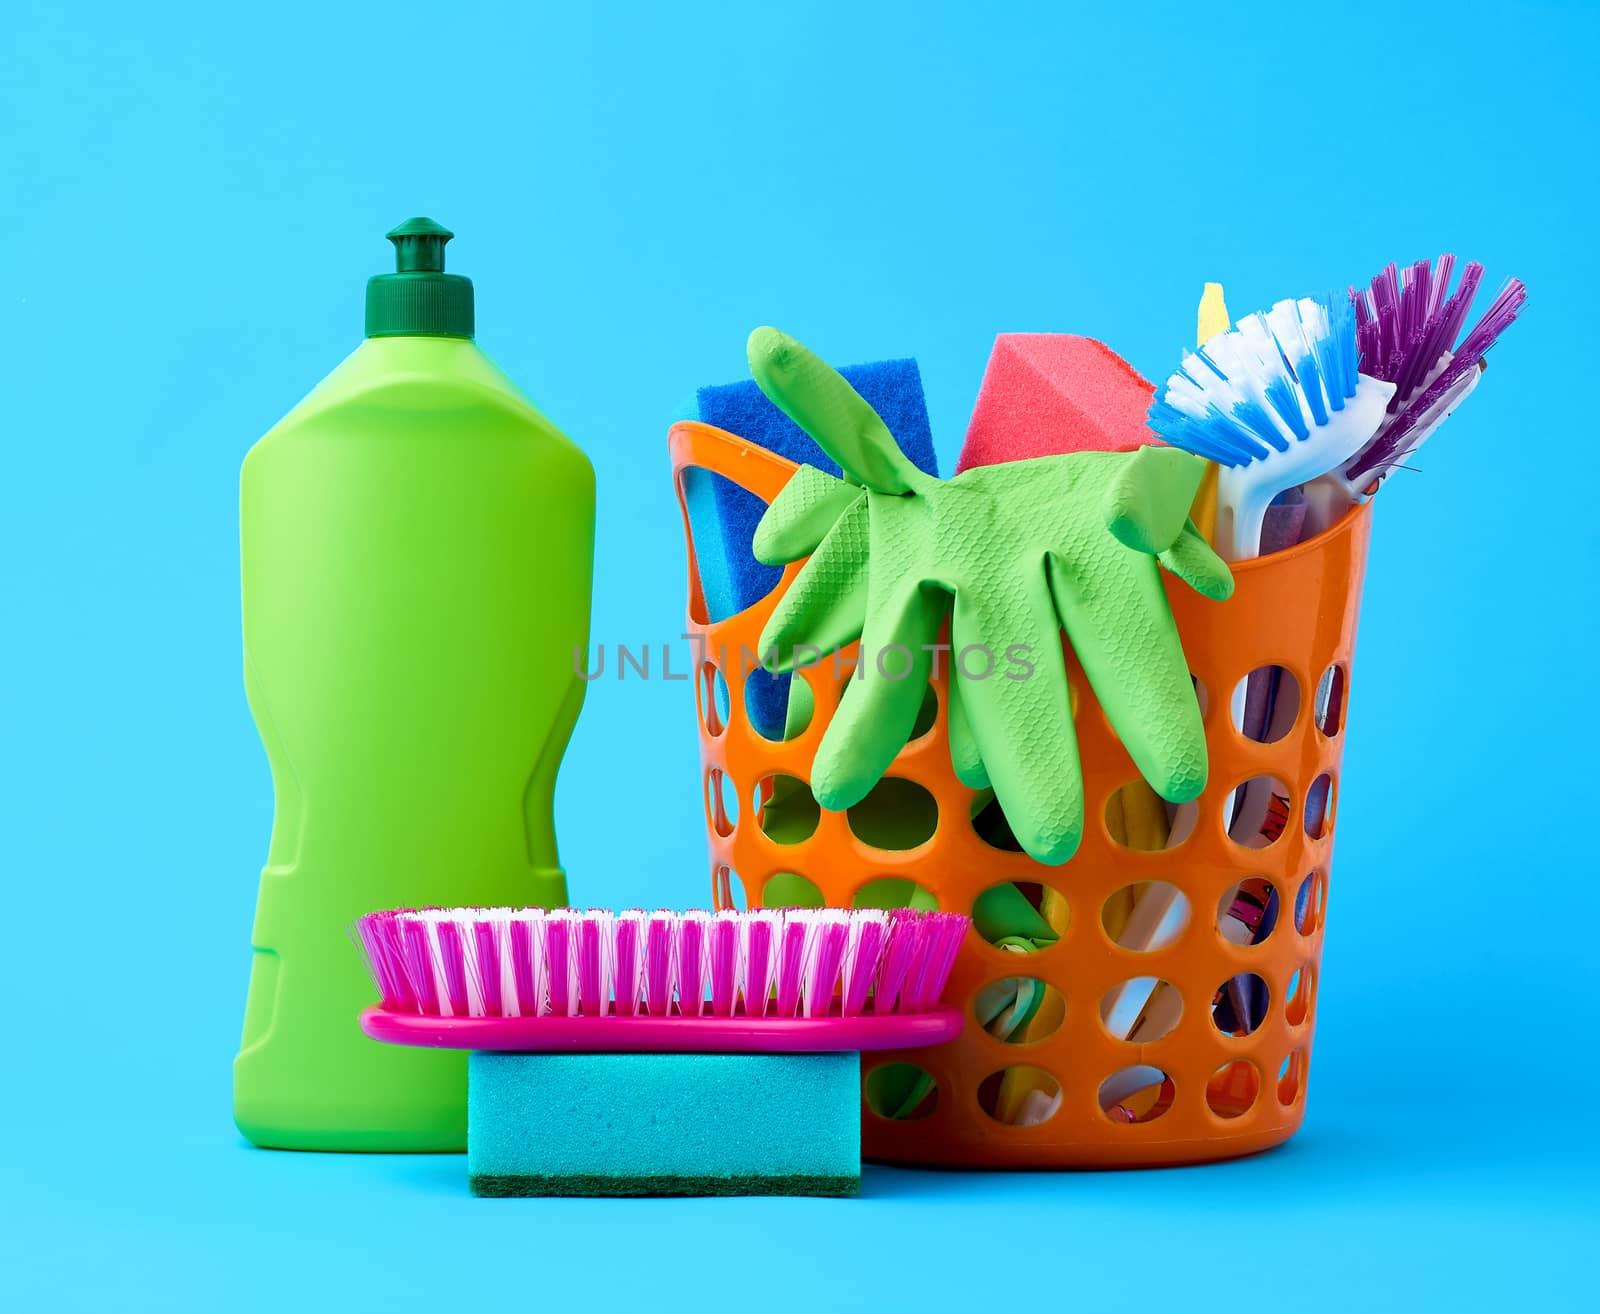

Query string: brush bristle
[1345,255,1525,481]
[354,906,970,1020]
[1148,293,1365,467]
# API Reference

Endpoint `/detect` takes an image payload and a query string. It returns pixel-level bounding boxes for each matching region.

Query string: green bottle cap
[364,217,475,339]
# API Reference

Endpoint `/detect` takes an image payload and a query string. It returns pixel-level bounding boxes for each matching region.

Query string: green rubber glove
[748,327,1232,866]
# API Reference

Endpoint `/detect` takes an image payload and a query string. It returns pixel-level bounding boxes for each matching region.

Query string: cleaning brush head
[1148,293,1365,468]
[1344,255,1526,482]
[1148,294,1395,560]
[354,906,969,1021]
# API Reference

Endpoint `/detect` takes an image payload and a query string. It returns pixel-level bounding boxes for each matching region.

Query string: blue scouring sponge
[468,1051,861,1197]
[684,359,938,738]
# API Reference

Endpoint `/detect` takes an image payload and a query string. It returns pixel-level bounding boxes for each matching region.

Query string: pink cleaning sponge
[957,334,1161,473]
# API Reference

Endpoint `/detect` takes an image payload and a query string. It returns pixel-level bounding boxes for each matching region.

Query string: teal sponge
[468,1051,861,1197]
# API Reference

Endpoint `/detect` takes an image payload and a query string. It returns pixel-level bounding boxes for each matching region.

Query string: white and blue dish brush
[1148,294,1396,562]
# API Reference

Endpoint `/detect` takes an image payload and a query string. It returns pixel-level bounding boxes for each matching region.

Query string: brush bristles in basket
[354,907,969,1021]
[1345,255,1525,480]
[1149,293,1362,469]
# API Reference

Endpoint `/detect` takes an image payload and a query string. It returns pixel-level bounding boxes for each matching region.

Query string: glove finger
[811,581,946,810]
[747,327,923,495]
[1158,520,1235,601]
[1048,549,1207,804]
[944,668,990,789]
[950,570,1083,866]
[758,498,870,672]
[752,465,861,565]
[1102,447,1208,555]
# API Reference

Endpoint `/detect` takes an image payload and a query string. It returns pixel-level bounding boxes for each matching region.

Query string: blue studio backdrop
[4,2,1596,1309]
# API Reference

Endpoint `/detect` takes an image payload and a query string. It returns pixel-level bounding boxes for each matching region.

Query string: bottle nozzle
[386,217,453,274]
[366,216,474,339]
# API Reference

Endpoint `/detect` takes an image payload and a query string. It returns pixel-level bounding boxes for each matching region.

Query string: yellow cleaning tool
[1197,282,1231,342]
[1189,283,1230,543]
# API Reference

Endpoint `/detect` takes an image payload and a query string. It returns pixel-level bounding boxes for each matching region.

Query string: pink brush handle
[360,1005,963,1054]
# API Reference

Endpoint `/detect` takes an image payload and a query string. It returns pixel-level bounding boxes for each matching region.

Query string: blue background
[5,1,1596,1308]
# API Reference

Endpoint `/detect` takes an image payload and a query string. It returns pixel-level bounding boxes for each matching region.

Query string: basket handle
[669,421,803,628]
[669,421,800,504]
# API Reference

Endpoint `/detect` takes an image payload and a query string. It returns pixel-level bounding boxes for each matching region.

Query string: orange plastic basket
[670,419,1368,1168]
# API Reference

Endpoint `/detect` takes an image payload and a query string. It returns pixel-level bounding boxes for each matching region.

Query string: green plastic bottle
[235,219,594,1151]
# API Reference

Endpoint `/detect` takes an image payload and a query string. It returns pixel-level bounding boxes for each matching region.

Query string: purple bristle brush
[1304,254,1525,531]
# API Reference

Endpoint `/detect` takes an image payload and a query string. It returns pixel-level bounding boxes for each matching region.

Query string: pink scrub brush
[354,905,968,1052]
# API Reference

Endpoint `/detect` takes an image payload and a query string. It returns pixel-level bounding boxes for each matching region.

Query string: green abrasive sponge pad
[468,1051,861,1197]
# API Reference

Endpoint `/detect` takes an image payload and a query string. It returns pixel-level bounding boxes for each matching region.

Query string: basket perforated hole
[1105,783,1198,851]
[1192,673,1210,720]
[866,1062,938,1120]
[1294,870,1326,935]
[1207,1059,1261,1119]
[1278,1048,1308,1105]
[970,789,1023,852]
[973,881,1067,951]
[712,864,745,910]
[853,877,937,911]
[1099,1066,1174,1124]
[706,768,738,837]
[1165,800,1200,846]
[976,977,1065,1044]
[1231,665,1300,743]
[1100,977,1182,1042]
[847,777,938,850]
[1226,775,1292,848]
[1101,881,1189,951]
[1304,773,1335,839]
[745,666,813,742]
[1286,962,1316,1026]
[1216,878,1279,947]
[1315,663,1347,736]
[1211,972,1270,1036]
[760,872,824,909]
[753,773,820,844]
[699,661,730,736]
[977,1065,1061,1126]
